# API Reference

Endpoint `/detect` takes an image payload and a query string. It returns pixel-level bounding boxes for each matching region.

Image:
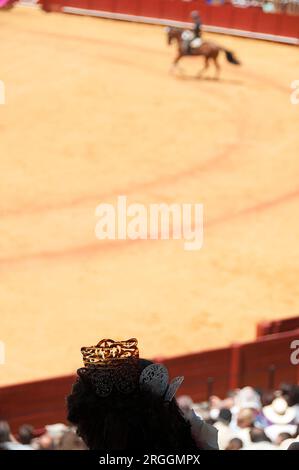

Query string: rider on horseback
[182,10,203,55]
[191,10,202,40]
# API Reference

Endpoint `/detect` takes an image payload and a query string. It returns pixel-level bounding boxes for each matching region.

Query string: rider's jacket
[193,19,202,38]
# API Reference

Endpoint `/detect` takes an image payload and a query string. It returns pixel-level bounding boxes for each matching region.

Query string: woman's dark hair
[67,359,198,451]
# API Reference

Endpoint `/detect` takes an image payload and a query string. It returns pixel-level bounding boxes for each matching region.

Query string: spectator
[276,432,293,446]
[0,421,11,450]
[67,338,218,450]
[287,441,299,450]
[225,437,243,450]
[0,421,33,450]
[36,433,55,450]
[213,408,233,450]
[236,386,261,413]
[18,424,34,447]
[263,397,296,425]
[231,408,255,446]
[45,423,68,448]
[237,408,255,428]
[242,428,277,450]
[277,427,299,449]
[262,0,276,12]
[262,397,297,442]
[261,391,276,407]
[282,384,299,407]
[57,429,87,450]
[280,384,299,422]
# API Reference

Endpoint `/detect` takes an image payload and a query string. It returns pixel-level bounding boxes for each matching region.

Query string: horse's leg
[197,57,209,78]
[213,56,220,80]
[170,53,183,74]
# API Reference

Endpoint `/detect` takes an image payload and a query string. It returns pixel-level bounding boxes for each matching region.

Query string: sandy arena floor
[0,7,299,386]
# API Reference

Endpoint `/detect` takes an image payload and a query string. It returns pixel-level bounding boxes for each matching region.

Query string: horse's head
[165,26,180,45]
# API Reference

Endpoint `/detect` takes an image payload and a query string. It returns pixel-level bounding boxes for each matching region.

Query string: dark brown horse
[166,27,241,79]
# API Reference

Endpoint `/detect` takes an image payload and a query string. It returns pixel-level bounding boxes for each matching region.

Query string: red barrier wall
[0,375,74,431]
[161,346,232,401]
[257,315,299,337]
[164,329,299,398]
[41,0,299,43]
[231,329,299,390]
[231,329,299,389]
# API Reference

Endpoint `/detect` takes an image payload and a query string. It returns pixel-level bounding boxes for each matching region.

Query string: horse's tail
[223,49,241,65]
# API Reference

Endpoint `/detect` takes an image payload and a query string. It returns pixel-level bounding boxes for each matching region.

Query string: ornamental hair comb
[81,338,139,367]
[79,338,183,401]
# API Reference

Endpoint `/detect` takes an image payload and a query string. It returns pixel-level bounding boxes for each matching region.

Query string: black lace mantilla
[77,360,139,397]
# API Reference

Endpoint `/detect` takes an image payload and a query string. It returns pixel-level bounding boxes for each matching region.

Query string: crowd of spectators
[0,422,87,450]
[1,383,298,450]
[177,383,299,450]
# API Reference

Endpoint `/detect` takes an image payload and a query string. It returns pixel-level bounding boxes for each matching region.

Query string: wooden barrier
[40,0,299,44]
[256,315,299,337]
[235,329,299,390]
[0,375,75,431]
[164,329,299,398]
[161,346,232,401]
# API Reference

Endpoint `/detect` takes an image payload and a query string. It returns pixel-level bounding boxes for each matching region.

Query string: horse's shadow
[174,73,243,86]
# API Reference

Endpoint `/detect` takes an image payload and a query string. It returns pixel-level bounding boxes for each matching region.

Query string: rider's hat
[191,10,200,19]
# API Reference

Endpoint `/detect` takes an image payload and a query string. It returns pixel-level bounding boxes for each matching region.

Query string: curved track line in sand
[207,186,299,227]
[0,185,298,267]
[0,141,238,218]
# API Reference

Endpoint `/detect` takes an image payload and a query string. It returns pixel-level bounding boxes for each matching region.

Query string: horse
[166,27,241,79]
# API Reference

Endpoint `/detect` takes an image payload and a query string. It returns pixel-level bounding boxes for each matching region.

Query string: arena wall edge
[40,0,299,45]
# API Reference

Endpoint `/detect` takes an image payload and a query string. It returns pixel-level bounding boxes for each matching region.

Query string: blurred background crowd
[1,383,299,450]
[178,383,299,450]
